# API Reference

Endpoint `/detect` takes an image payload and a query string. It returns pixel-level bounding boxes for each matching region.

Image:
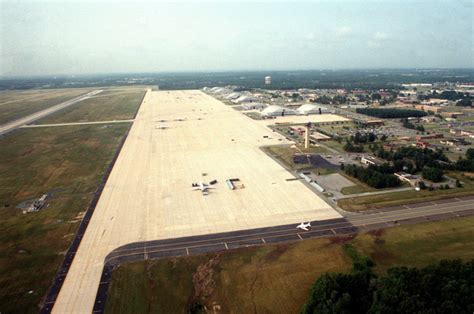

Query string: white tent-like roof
[242,102,268,110]
[226,92,241,100]
[296,104,328,115]
[261,105,296,116]
[233,95,258,103]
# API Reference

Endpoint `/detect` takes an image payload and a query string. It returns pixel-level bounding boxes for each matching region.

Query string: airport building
[296,104,330,115]
[261,105,296,117]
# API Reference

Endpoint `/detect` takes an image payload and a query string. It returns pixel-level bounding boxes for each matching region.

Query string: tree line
[342,163,400,188]
[302,253,474,314]
[356,108,427,119]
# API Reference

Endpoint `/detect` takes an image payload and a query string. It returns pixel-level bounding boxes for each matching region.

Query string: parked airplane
[156,123,168,130]
[296,222,311,231]
[191,181,216,195]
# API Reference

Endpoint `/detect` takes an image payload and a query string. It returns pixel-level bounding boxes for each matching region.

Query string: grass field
[0,89,91,125]
[338,172,474,211]
[0,124,129,313]
[105,215,474,313]
[36,89,146,124]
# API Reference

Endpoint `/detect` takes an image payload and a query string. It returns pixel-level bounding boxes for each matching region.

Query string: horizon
[2,67,474,80]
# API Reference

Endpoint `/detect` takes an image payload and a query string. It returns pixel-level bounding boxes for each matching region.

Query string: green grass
[338,172,474,211]
[0,89,91,125]
[0,124,129,313]
[105,216,474,313]
[36,90,146,124]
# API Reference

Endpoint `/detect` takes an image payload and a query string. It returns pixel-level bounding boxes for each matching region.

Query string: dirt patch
[328,235,356,244]
[192,254,220,302]
[368,229,385,237]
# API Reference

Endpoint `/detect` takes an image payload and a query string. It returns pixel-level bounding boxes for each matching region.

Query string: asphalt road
[0,90,102,136]
[20,119,134,128]
[87,195,474,313]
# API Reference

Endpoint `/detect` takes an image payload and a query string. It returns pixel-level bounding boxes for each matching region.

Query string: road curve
[84,196,474,313]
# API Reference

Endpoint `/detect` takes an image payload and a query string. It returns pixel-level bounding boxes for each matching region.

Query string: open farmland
[105,215,474,313]
[52,90,340,313]
[0,88,92,125]
[0,124,130,313]
[36,89,146,124]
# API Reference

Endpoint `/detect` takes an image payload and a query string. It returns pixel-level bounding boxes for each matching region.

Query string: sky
[0,0,472,76]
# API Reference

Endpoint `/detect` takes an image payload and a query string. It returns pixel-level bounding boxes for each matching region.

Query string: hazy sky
[0,0,472,76]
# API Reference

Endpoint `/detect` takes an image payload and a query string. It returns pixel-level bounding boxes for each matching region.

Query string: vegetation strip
[39,124,134,313]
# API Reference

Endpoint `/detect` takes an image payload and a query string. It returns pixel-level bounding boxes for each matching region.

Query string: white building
[233,95,259,104]
[261,105,296,117]
[242,102,268,110]
[296,104,330,115]
[225,92,241,100]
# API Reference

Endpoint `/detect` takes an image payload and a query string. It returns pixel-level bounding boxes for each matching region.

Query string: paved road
[85,195,474,313]
[20,119,134,128]
[0,90,102,136]
[337,186,414,199]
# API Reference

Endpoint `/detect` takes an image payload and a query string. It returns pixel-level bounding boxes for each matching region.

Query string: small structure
[394,172,420,187]
[304,122,311,148]
[265,76,272,85]
[361,156,385,167]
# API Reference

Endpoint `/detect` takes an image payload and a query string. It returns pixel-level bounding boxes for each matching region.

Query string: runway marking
[224,242,229,250]
[261,238,266,244]
[297,233,303,240]
[186,247,189,255]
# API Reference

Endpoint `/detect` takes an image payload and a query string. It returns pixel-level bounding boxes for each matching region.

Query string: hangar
[242,102,268,110]
[261,105,297,117]
[296,104,330,115]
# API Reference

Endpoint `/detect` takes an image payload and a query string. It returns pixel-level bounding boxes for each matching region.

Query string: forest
[302,251,474,314]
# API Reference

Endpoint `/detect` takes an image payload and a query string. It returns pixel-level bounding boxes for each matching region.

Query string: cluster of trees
[401,118,425,132]
[311,95,348,105]
[351,131,377,144]
[342,164,400,188]
[454,148,474,172]
[343,132,379,153]
[376,146,449,174]
[356,108,427,119]
[432,90,471,101]
[344,141,364,153]
[302,258,474,314]
[422,167,444,182]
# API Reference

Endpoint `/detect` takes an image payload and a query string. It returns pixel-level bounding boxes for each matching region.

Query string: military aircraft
[296,222,311,231]
[191,181,216,195]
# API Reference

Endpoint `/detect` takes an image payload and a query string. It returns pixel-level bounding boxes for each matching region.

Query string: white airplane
[296,222,311,231]
[156,123,168,130]
[191,181,215,195]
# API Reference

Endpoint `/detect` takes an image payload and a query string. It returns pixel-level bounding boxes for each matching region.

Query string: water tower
[265,76,272,85]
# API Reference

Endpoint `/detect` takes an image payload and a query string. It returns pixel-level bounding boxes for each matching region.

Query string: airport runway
[0,90,102,136]
[91,195,474,313]
[20,119,134,128]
